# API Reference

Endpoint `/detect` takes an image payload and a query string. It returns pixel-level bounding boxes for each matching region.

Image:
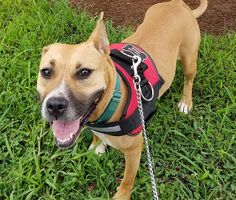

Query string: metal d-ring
[139,81,154,102]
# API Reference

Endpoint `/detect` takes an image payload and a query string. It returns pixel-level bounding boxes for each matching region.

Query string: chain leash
[120,51,159,199]
[133,81,159,200]
[129,54,159,200]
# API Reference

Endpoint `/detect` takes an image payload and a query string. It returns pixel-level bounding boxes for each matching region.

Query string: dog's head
[37,13,115,148]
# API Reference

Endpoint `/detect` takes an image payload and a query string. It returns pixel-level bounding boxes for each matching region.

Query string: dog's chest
[92,131,114,147]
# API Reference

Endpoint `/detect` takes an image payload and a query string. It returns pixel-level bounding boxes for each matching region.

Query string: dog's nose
[46,97,68,118]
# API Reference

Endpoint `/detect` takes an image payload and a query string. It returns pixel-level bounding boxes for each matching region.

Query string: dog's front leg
[89,134,107,155]
[113,135,143,200]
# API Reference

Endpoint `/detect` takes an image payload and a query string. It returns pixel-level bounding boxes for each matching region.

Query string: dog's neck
[88,55,118,122]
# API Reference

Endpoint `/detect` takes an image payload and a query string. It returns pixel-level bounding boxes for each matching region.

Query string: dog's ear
[88,12,110,55]
[41,45,50,56]
[41,44,56,57]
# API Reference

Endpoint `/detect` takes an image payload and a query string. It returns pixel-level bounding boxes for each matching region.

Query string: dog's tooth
[57,134,75,144]
[69,133,74,140]
[58,138,64,143]
[58,138,67,143]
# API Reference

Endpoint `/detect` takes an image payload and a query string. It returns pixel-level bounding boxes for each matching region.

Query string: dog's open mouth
[51,98,100,149]
[52,118,82,149]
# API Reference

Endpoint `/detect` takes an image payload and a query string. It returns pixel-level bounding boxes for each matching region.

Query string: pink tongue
[52,118,81,139]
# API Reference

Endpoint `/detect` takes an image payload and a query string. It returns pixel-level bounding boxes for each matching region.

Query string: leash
[131,55,159,200]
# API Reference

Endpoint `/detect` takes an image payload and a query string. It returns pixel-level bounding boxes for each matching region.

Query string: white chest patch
[92,131,114,147]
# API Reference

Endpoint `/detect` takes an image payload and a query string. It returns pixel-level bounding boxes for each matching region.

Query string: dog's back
[123,0,207,99]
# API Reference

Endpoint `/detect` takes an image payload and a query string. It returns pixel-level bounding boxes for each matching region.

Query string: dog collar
[95,72,121,123]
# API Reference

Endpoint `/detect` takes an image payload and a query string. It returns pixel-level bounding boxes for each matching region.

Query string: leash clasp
[131,55,142,81]
[131,55,154,102]
[131,55,142,90]
[121,50,154,102]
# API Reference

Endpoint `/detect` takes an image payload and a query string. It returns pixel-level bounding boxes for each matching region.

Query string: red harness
[88,43,164,136]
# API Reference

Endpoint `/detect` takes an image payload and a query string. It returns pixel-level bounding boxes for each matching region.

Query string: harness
[87,43,164,136]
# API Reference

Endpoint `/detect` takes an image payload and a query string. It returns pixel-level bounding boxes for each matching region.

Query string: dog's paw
[178,100,192,114]
[113,187,131,200]
[89,142,107,155]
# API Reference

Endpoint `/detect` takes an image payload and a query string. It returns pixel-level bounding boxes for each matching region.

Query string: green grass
[0,0,235,199]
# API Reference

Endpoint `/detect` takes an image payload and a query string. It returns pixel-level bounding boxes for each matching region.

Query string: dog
[37,0,208,199]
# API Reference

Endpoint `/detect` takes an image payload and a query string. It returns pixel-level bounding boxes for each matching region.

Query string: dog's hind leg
[178,50,198,114]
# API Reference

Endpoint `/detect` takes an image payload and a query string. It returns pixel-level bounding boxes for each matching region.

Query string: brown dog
[37,0,208,199]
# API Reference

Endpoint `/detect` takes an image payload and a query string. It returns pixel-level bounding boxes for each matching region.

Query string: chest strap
[87,108,141,136]
[95,73,121,123]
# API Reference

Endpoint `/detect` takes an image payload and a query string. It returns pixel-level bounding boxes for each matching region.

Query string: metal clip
[131,56,154,102]
[131,55,142,78]
[131,55,142,88]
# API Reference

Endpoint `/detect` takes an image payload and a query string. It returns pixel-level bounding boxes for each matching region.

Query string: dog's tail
[192,0,208,18]
[172,0,208,18]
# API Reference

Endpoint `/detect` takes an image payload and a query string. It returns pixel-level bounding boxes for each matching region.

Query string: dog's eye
[76,68,92,80]
[41,68,53,79]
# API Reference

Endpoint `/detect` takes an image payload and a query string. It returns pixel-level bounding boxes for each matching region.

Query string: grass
[0,0,235,199]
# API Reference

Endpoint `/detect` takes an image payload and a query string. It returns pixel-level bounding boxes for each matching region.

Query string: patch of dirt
[70,0,236,35]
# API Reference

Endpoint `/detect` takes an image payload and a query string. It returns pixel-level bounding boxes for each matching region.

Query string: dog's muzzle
[43,93,102,149]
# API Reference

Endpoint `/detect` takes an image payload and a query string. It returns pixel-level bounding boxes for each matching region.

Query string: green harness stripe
[96,73,121,123]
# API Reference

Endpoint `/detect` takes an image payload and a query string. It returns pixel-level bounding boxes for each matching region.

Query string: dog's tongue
[52,119,81,139]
